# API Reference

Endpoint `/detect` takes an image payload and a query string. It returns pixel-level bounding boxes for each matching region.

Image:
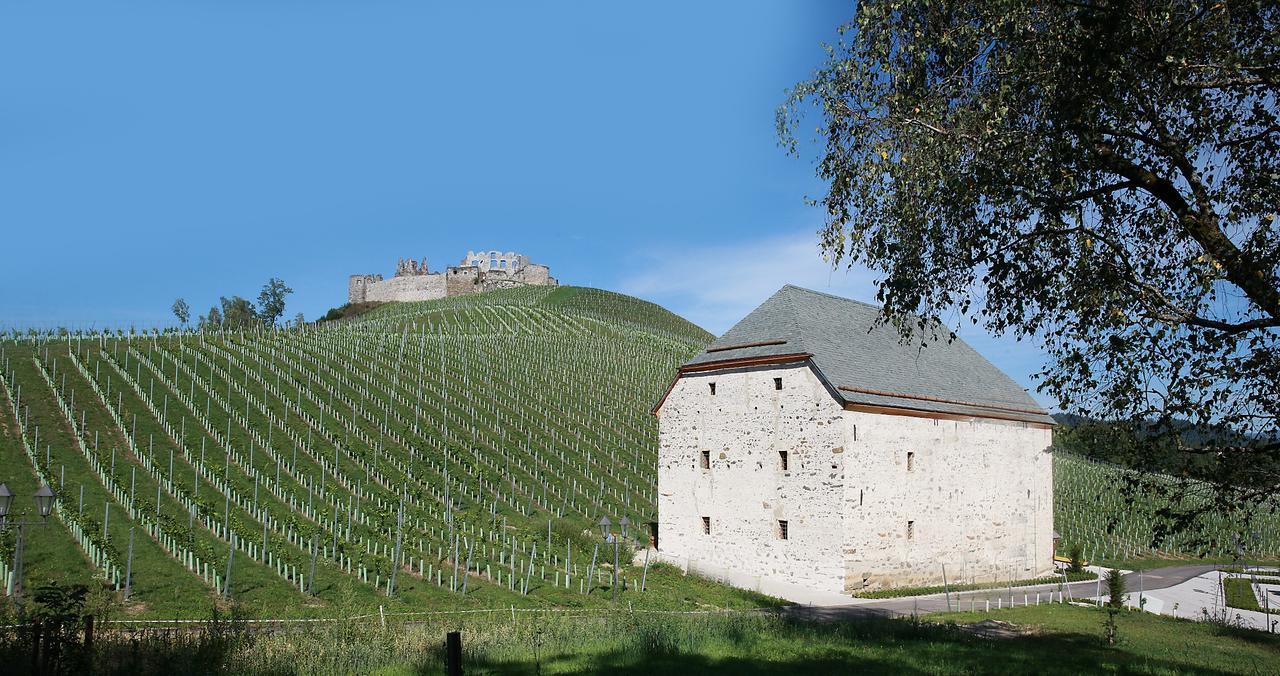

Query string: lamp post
[598,516,621,603]
[0,482,58,605]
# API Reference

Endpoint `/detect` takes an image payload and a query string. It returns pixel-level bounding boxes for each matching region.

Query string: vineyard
[0,285,1275,619]
[0,286,768,617]
[1054,451,1280,563]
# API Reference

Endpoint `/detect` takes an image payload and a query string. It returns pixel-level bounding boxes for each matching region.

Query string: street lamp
[598,515,620,603]
[34,485,55,519]
[0,482,58,605]
[0,484,13,527]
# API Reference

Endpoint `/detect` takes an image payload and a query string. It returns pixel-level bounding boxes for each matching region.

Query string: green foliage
[1106,568,1126,609]
[1068,543,1084,574]
[1053,451,1280,561]
[171,298,190,326]
[257,278,293,327]
[782,0,1280,527]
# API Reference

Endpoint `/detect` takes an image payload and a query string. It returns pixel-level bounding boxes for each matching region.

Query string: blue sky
[0,1,1051,405]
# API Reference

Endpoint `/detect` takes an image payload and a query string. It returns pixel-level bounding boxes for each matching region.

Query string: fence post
[446,631,462,676]
[31,620,41,674]
[84,616,94,655]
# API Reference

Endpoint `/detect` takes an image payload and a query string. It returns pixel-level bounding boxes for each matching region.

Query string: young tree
[781,1,1280,537]
[171,298,190,326]
[257,278,294,327]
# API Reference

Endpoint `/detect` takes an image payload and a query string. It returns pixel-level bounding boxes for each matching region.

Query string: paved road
[784,565,1219,622]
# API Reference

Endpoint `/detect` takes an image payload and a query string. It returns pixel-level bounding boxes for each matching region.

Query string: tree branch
[1093,142,1280,322]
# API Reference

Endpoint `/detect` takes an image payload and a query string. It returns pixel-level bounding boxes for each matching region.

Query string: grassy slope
[2,285,1276,620]
[45,604,1280,674]
[1,288,769,617]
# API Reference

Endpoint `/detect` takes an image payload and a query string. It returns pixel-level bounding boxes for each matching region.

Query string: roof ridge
[780,284,886,313]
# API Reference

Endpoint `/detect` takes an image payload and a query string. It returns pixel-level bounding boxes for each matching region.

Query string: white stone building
[653,285,1055,598]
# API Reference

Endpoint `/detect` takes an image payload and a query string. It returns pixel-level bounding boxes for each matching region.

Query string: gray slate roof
[685,285,1053,424]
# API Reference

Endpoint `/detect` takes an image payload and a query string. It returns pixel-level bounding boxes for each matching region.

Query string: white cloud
[617,230,1055,409]
[619,231,881,334]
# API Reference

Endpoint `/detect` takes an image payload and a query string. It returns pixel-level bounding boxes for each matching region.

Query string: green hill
[0,287,753,618]
[0,286,1275,619]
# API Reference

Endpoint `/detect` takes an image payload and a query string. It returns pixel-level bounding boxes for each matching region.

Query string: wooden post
[31,620,43,674]
[640,548,651,591]
[83,616,94,655]
[124,527,136,601]
[445,631,462,676]
[942,563,951,612]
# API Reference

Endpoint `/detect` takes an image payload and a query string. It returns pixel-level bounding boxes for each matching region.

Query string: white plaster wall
[364,274,448,302]
[656,362,849,594]
[839,411,1054,591]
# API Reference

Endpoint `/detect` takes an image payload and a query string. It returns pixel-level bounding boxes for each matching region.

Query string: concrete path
[783,565,1218,621]
[1119,569,1278,631]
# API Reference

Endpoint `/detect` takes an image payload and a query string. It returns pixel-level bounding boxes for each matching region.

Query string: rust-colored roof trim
[705,339,789,353]
[837,385,1049,417]
[651,353,814,416]
[843,401,1053,428]
[679,352,813,374]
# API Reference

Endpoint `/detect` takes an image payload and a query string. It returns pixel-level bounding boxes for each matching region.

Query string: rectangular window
[907,520,915,540]
[702,516,711,535]
[709,382,716,396]
[700,450,711,470]
[778,520,789,540]
[773,377,783,390]
[778,450,788,471]
[906,451,915,472]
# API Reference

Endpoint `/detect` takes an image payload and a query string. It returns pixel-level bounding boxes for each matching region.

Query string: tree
[293,312,305,328]
[257,278,293,327]
[219,296,258,329]
[171,298,190,326]
[203,306,223,330]
[781,1,1280,544]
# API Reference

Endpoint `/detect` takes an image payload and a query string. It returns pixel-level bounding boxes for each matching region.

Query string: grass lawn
[1223,577,1278,615]
[21,602,1276,674]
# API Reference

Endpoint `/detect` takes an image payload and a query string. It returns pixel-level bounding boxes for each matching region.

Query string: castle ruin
[348,250,556,304]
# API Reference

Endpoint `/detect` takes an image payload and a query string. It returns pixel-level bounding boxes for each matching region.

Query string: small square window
[709,382,716,396]
[773,377,783,390]
[906,451,915,472]
[778,520,789,540]
[702,516,711,535]
[907,520,915,540]
[700,450,711,470]
[778,450,788,471]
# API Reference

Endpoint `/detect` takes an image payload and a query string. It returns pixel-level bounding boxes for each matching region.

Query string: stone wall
[657,362,849,594]
[362,274,448,303]
[839,410,1054,591]
[348,274,384,304]
[656,360,1054,598]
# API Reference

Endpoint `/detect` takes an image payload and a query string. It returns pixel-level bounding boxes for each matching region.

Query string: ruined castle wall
[513,264,554,286]
[446,267,481,297]
[363,274,447,303]
[348,274,383,304]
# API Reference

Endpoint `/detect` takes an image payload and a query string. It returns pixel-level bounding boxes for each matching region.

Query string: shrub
[1106,568,1126,609]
